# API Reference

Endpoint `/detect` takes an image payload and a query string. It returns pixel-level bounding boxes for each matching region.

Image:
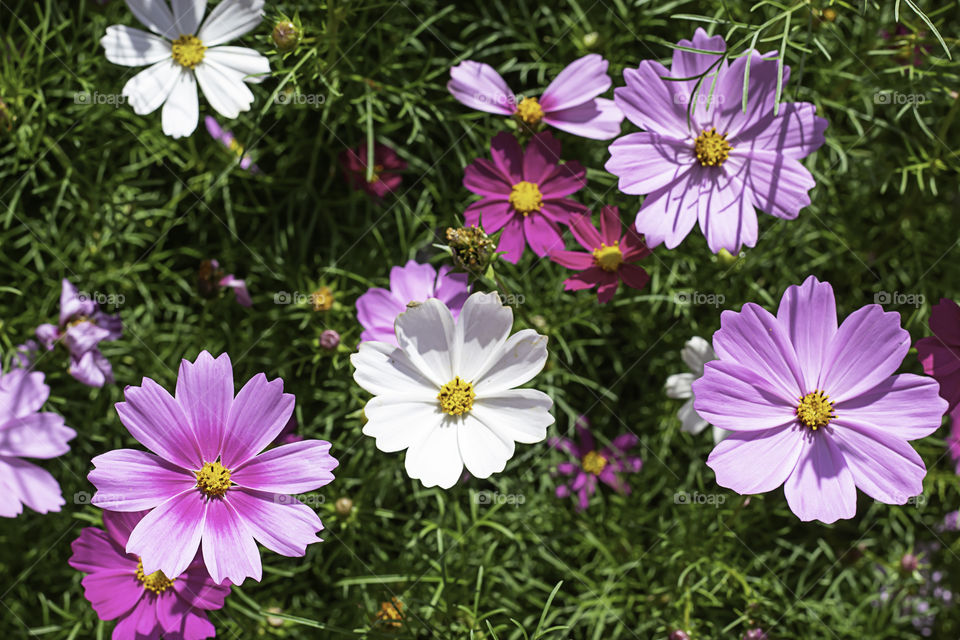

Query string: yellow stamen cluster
[195,461,232,498]
[514,96,544,125]
[375,597,404,628]
[437,377,475,416]
[694,127,732,167]
[367,163,384,184]
[796,390,835,430]
[592,242,624,272]
[136,559,175,594]
[582,450,608,475]
[509,181,543,216]
[311,287,334,312]
[171,34,206,69]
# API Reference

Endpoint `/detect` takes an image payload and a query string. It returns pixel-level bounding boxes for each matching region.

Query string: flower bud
[272,19,301,52]
[320,329,340,350]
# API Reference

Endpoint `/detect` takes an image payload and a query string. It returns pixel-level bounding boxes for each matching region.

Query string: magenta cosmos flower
[204,116,259,173]
[69,510,229,640]
[448,55,623,139]
[549,205,650,303]
[339,142,407,199]
[464,131,588,263]
[37,278,122,387]
[915,298,960,412]
[693,276,946,523]
[356,259,469,344]
[605,28,828,254]
[0,366,76,517]
[549,417,642,510]
[89,351,338,584]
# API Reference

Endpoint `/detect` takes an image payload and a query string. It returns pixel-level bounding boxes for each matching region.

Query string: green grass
[1,0,959,638]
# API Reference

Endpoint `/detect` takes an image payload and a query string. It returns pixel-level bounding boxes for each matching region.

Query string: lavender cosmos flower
[549,205,650,303]
[0,366,76,517]
[605,28,828,253]
[356,259,469,345]
[204,116,259,172]
[36,279,121,387]
[339,142,407,199]
[915,298,960,411]
[549,417,642,510]
[693,276,946,523]
[464,131,588,263]
[197,259,251,307]
[69,510,230,640]
[89,351,339,584]
[448,55,623,139]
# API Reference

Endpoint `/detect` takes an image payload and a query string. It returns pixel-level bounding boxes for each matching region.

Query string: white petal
[394,298,456,387]
[194,59,255,118]
[470,388,553,444]
[161,69,199,138]
[205,46,270,83]
[458,414,514,479]
[122,59,180,115]
[473,329,548,395]
[682,336,715,374]
[404,420,463,489]
[664,372,694,399]
[126,0,178,39]
[198,0,265,47]
[362,397,442,453]
[101,25,172,66]
[350,342,438,399]
[678,398,708,434]
[453,292,513,382]
[170,0,205,35]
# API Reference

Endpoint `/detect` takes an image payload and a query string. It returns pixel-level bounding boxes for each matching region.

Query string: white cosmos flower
[664,336,728,444]
[101,0,270,139]
[351,291,554,489]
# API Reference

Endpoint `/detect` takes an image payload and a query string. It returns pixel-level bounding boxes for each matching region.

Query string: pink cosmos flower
[36,278,122,387]
[693,276,946,523]
[356,259,469,344]
[197,259,251,308]
[549,416,642,510]
[69,510,230,640]
[464,131,588,263]
[448,55,624,139]
[0,366,76,517]
[549,205,651,303]
[605,28,828,253]
[204,116,259,173]
[916,298,960,412]
[89,351,339,585]
[339,142,407,199]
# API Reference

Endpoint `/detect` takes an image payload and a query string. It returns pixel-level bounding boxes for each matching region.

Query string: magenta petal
[356,287,406,344]
[540,54,611,112]
[477,201,514,234]
[605,132,694,195]
[104,510,149,547]
[697,166,757,254]
[464,158,512,197]
[595,271,620,303]
[232,440,337,494]
[389,260,438,304]
[220,373,295,469]
[775,276,837,391]
[563,268,603,292]
[741,150,816,220]
[707,426,803,494]
[783,434,857,523]
[542,97,623,140]
[834,374,946,440]
[117,378,203,469]
[173,560,231,610]
[830,421,926,504]
[693,360,797,431]
[495,217,526,263]
[489,131,524,183]
[538,161,587,198]
[523,132,562,185]
[598,206,621,244]
[90,449,196,511]
[618,264,649,292]
[567,213,603,251]
[202,497,261,585]
[128,490,207,579]
[229,488,324,556]
[634,170,700,249]
[111,592,157,638]
[69,527,137,574]
[175,351,234,463]
[551,249,594,270]
[80,571,143,620]
[447,60,515,115]
[523,214,564,257]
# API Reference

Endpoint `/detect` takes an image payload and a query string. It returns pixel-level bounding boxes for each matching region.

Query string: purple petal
[775,276,837,391]
[693,361,798,431]
[830,422,926,504]
[59,279,94,326]
[495,217,526,263]
[464,158,512,197]
[634,169,701,249]
[489,131,524,183]
[522,132,562,185]
[90,449,196,511]
[834,374,946,440]
[542,97,623,140]
[356,287,406,345]
[175,351,234,463]
[79,571,143,621]
[128,490,207,579]
[63,321,111,357]
[783,434,856,523]
[117,377,204,469]
[0,413,73,459]
[232,440,337,494]
[697,165,757,253]
[389,260,439,304]
[540,54,612,112]
[220,373,295,469]
[605,132,694,195]
[0,457,65,515]
[69,349,114,388]
[615,60,691,138]
[0,368,52,419]
[448,60,515,115]
[712,52,785,137]
[671,28,726,93]
[202,497,261,584]
[707,425,803,494]
[538,161,587,198]
[229,488,323,556]
[736,102,827,159]
[740,150,816,220]
[523,214,564,257]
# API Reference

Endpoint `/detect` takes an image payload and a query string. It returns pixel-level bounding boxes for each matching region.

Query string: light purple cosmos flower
[693,276,946,523]
[0,366,76,517]
[204,116,259,173]
[197,259,251,307]
[69,510,230,640]
[448,55,624,139]
[605,28,828,253]
[356,259,469,344]
[549,416,642,510]
[36,278,122,387]
[464,131,589,263]
[89,351,339,584]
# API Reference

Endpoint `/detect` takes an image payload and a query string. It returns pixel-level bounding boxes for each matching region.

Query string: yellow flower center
[582,450,607,475]
[171,34,206,69]
[592,242,623,272]
[136,558,175,594]
[514,96,544,125]
[312,287,334,311]
[195,461,232,498]
[437,377,475,416]
[508,181,543,216]
[375,597,404,628]
[694,127,732,167]
[796,390,835,430]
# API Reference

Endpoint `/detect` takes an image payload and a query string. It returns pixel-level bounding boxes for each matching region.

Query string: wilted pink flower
[339,142,407,199]
[205,116,259,173]
[880,24,933,67]
[197,259,251,307]
[464,131,588,263]
[549,205,650,303]
[448,55,623,139]
[69,510,229,640]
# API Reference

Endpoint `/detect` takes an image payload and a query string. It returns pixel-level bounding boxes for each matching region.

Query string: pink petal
[175,351,234,463]
[830,421,926,504]
[707,425,803,494]
[542,97,623,140]
[0,457,65,515]
[740,150,816,220]
[692,360,798,431]
[90,449,197,511]
[0,413,75,458]
[634,170,700,249]
[551,249,594,270]
[495,217,527,264]
[390,260,439,304]
[220,373,295,469]
[540,54,612,112]
[540,199,589,224]
[619,264,650,291]
[117,378,203,469]
[79,571,143,620]
[202,497,261,584]
[567,213,603,251]
[128,490,208,579]
[103,510,148,547]
[775,276,837,391]
[232,440,337,494]
[595,271,620,303]
[0,369,50,417]
[464,157,512,197]
[489,131,524,183]
[356,287,405,344]
[615,61,691,138]
[736,102,827,159]
[671,28,726,93]
[697,165,757,254]
[538,161,587,198]
[173,559,231,610]
[605,132,695,195]
[229,488,324,556]
[523,214,564,257]
[111,595,159,638]
[783,433,857,523]
[712,52,785,138]
[477,201,515,234]
[563,268,604,292]
[833,374,946,440]
[599,205,622,244]
[522,132,562,185]
[447,60,515,115]
[69,527,137,574]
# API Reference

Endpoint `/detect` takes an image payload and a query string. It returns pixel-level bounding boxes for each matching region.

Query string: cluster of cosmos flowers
[2,1,953,638]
